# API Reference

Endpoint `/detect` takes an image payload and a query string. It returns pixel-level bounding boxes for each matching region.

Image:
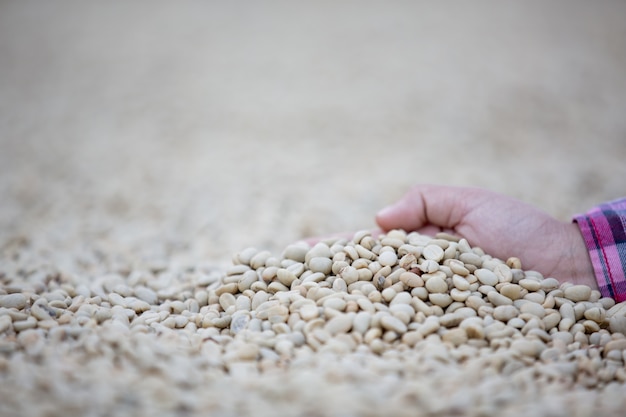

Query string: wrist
[556,222,598,290]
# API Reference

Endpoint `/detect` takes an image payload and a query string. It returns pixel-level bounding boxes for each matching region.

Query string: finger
[415,225,446,237]
[375,184,469,232]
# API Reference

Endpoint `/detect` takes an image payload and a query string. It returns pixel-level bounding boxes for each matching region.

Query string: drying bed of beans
[1,230,625,417]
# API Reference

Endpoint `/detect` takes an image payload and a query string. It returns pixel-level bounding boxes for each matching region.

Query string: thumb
[375,185,470,233]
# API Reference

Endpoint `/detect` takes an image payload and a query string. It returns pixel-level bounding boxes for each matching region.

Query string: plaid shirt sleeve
[573,197,626,302]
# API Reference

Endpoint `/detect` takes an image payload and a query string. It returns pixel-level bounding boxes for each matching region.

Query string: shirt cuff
[573,197,626,303]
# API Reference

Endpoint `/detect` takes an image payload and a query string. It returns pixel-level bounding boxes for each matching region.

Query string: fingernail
[376,204,397,219]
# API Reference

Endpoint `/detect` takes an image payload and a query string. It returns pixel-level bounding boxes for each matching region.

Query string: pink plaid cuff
[574,197,626,302]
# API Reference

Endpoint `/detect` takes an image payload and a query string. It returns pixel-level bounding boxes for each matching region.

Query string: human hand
[375,184,597,290]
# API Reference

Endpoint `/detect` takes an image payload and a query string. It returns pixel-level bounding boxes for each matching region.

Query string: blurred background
[1,0,625,270]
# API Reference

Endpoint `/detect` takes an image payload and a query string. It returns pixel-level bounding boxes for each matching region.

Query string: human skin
[375,184,598,290]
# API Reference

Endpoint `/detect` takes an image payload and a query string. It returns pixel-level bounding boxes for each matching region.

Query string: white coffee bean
[425,275,448,294]
[475,269,498,286]
[0,294,27,310]
[380,314,407,334]
[564,285,592,302]
[423,245,444,262]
